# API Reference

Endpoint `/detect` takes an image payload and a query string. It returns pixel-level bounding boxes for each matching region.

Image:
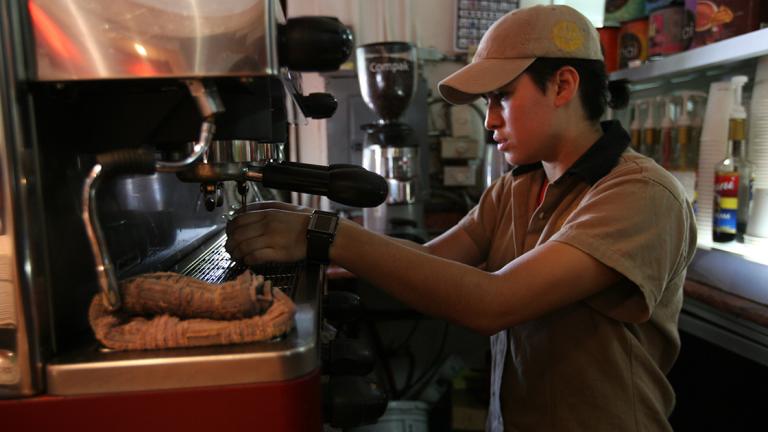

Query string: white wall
[287,0,606,168]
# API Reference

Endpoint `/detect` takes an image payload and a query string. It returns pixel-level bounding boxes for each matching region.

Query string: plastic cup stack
[695,80,733,241]
[749,57,768,190]
[747,56,768,242]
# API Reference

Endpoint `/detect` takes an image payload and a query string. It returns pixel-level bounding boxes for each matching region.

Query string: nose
[484,101,502,131]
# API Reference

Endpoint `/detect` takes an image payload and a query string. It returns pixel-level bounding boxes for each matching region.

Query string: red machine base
[0,369,322,432]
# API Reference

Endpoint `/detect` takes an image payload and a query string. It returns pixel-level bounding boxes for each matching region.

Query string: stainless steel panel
[45,305,319,395]
[387,179,416,204]
[29,0,283,81]
[45,233,323,395]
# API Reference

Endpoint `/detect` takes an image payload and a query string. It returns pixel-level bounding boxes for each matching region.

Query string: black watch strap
[306,210,339,264]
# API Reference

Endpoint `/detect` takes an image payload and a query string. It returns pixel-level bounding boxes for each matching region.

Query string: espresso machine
[0,1,387,430]
[357,42,427,242]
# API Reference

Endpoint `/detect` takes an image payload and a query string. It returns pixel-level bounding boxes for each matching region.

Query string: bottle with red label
[713,76,755,242]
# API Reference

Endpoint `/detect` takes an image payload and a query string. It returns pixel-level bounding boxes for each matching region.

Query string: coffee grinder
[356,42,427,242]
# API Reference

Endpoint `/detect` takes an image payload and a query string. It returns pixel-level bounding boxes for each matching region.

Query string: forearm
[330,219,502,334]
[388,236,430,253]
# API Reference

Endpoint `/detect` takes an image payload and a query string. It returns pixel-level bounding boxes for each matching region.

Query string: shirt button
[538,212,545,219]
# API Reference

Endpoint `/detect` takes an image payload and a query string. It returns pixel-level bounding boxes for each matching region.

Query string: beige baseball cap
[439,5,603,105]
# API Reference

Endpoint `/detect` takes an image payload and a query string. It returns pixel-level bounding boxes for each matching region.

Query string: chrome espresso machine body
[0,1,385,430]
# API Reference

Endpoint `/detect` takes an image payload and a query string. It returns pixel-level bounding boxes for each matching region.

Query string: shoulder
[595,149,689,208]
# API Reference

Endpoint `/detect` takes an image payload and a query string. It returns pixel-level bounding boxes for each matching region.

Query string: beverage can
[619,18,649,68]
[598,26,621,72]
[649,6,688,57]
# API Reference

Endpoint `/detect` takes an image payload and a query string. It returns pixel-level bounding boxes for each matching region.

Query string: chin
[505,153,533,166]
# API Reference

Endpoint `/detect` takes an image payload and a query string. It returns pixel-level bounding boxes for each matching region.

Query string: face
[483,73,557,166]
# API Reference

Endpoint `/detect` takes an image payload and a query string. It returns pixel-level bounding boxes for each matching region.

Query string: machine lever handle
[261,162,388,208]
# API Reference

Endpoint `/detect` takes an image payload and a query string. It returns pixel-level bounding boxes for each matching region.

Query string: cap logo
[551,21,583,52]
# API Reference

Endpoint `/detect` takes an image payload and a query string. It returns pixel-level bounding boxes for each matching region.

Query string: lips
[495,137,510,152]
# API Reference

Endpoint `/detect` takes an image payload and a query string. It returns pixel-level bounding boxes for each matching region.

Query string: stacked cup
[695,80,733,243]
[747,56,768,242]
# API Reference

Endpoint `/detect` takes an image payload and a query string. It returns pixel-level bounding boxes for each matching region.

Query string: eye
[492,90,513,102]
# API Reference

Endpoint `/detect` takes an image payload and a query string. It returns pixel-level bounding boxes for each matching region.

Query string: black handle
[96,149,156,178]
[261,162,388,208]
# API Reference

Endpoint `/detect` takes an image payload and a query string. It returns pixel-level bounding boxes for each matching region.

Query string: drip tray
[46,232,324,396]
[176,234,302,298]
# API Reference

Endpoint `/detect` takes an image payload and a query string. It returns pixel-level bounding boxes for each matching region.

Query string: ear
[551,66,579,108]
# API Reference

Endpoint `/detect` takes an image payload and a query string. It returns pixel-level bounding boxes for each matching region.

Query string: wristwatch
[306,210,339,264]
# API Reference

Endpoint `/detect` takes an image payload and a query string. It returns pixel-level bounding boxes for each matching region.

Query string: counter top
[684,279,768,328]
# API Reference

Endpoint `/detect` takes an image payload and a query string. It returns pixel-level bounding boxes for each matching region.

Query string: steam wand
[82,80,224,311]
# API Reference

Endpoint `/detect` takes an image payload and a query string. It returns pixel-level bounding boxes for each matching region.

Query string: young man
[226,5,697,431]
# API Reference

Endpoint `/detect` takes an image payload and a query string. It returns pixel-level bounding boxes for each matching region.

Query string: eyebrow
[484,79,519,100]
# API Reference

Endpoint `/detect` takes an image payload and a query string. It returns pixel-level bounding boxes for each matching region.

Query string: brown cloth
[89,270,296,351]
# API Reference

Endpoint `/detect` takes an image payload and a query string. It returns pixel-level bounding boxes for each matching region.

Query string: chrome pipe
[81,164,121,310]
[156,80,223,172]
[156,119,216,172]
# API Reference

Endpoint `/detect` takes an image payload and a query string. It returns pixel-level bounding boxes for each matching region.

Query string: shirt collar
[511,120,630,185]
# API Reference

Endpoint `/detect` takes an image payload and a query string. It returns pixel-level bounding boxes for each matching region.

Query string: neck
[542,121,603,182]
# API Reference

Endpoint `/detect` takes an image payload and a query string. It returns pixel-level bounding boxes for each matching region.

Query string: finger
[242,247,283,265]
[226,211,269,233]
[244,201,298,212]
[226,226,268,258]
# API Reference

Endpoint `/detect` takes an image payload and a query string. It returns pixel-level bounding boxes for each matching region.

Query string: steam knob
[278,17,354,71]
[296,93,338,119]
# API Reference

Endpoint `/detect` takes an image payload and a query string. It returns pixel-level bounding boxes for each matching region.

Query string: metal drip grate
[179,234,302,298]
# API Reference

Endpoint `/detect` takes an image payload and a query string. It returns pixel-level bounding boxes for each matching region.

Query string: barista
[226,5,697,431]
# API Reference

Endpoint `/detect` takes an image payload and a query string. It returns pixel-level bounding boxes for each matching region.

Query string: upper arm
[549,174,695,322]
[486,241,624,328]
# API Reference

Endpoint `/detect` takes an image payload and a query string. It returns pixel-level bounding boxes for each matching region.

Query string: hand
[240,200,313,215]
[225,202,312,265]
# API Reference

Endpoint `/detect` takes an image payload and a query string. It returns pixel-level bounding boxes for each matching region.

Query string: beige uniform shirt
[459,121,697,431]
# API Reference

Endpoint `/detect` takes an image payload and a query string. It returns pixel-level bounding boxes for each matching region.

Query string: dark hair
[523,58,629,122]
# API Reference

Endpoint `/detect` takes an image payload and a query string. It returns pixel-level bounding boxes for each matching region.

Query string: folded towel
[89,270,296,350]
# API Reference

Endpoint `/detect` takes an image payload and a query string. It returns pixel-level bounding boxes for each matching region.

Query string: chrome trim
[207,140,284,164]
[46,305,319,394]
[387,179,416,204]
[0,0,50,398]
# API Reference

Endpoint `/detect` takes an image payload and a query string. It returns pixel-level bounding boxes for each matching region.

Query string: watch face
[313,216,336,232]
[311,213,338,233]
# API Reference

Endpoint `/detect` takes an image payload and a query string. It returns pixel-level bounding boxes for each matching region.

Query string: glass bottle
[713,116,755,242]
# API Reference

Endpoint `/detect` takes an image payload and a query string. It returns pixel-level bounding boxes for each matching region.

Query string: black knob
[205,196,216,211]
[323,291,362,326]
[278,16,354,71]
[323,376,388,428]
[296,93,338,119]
[322,336,375,376]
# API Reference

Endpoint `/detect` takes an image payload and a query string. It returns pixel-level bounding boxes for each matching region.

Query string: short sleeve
[550,173,695,322]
